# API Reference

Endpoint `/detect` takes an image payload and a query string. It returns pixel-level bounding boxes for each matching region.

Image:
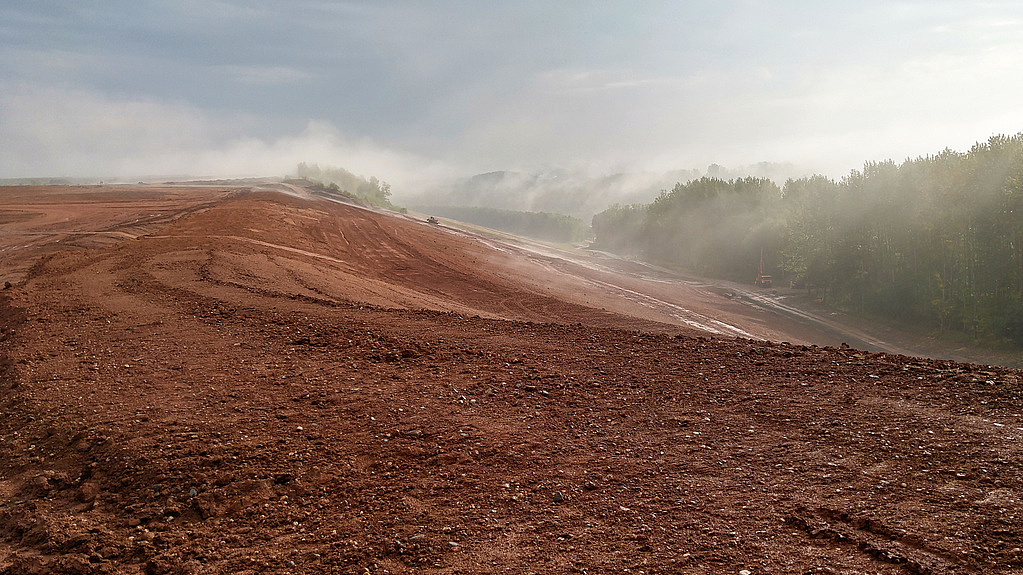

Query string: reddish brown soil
[1,185,1021,574]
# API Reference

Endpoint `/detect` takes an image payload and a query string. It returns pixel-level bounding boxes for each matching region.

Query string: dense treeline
[416,205,590,244]
[592,134,1023,345]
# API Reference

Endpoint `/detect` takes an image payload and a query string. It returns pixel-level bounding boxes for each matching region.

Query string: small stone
[448,541,459,548]
[20,474,50,497]
[583,481,597,491]
[188,487,198,496]
[740,570,752,575]
[286,560,296,567]
[77,482,101,503]
[63,554,93,572]
[553,491,565,503]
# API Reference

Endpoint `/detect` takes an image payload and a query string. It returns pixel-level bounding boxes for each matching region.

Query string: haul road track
[0,184,1020,574]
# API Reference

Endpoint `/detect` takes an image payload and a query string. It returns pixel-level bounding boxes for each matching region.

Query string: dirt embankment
[0,186,1020,574]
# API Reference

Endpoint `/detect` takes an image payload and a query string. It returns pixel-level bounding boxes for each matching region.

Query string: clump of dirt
[0,186,1021,574]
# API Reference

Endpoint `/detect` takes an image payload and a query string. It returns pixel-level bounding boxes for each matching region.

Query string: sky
[2,1,1023,189]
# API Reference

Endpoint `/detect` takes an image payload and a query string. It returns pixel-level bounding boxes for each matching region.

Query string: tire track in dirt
[785,507,969,574]
[2,185,1022,574]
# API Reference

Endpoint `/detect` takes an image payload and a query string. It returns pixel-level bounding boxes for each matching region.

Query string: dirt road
[1,185,1020,574]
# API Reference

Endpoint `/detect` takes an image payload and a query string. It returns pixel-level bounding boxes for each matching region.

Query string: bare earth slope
[1,186,1021,574]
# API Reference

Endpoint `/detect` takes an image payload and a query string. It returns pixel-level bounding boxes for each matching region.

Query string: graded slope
[0,186,1020,574]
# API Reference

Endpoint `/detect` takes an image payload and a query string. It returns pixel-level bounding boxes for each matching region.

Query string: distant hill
[0,177,82,186]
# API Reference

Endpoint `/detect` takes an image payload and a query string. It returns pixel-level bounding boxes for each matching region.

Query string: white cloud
[214,65,313,85]
[0,84,452,188]
[0,84,222,176]
[3,2,1023,184]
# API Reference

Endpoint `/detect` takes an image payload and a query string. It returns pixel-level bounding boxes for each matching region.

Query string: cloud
[0,84,451,187]
[0,84,219,177]
[214,65,313,85]
[3,2,1023,184]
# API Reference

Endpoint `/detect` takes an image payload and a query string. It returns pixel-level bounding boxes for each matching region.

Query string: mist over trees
[414,205,589,244]
[408,171,676,220]
[403,162,803,220]
[592,134,1023,346]
[295,162,394,208]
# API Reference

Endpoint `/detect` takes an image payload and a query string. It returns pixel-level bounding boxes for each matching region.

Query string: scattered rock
[1,186,1018,575]
[76,481,101,503]
[19,473,52,497]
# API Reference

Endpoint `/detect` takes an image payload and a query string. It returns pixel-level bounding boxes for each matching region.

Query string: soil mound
[0,186,1020,574]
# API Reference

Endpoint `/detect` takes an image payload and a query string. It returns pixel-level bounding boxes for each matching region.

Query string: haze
[2,1,1022,192]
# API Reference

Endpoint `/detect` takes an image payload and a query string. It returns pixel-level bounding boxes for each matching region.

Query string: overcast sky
[2,1,1022,187]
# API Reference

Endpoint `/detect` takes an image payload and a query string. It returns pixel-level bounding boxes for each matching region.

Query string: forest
[591,134,1023,346]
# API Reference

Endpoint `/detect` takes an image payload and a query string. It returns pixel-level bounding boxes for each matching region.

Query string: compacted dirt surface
[0,185,1021,574]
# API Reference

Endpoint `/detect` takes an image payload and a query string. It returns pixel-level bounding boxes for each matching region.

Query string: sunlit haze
[2,1,1022,191]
